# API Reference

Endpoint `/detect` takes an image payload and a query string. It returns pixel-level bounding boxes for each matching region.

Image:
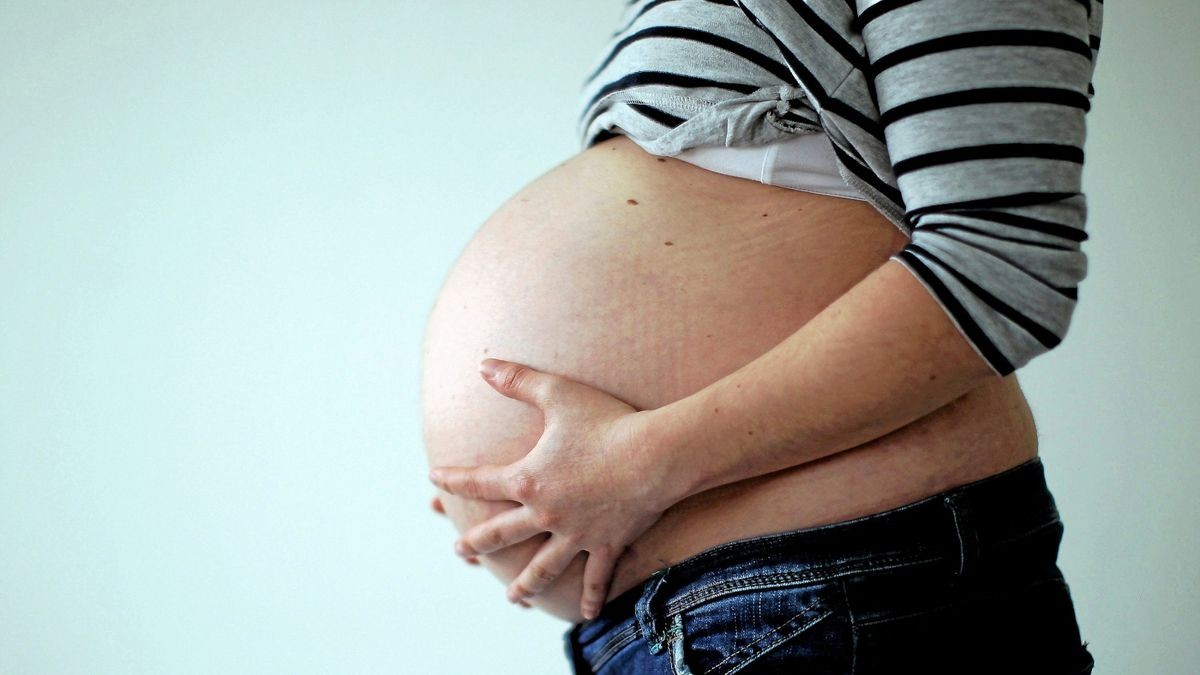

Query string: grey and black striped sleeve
[858,0,1103,376]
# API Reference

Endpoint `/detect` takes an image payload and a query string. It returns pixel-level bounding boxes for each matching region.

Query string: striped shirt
[577,0,1105,377]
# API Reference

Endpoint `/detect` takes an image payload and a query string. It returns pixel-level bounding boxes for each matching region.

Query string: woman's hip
[563,457,1094,674]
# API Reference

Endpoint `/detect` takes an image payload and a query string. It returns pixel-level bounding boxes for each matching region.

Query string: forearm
[642,258,1001,504]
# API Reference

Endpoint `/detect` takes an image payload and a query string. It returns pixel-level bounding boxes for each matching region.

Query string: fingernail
[479,358,500,379]
[454,540,475,557]
[582,604,597,620]
[427,469,441,484]
[506,587,524,603]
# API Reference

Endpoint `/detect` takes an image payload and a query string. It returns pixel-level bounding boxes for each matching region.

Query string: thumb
[479,358,558,409]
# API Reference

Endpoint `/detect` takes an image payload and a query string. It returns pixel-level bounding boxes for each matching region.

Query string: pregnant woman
[422,1,1104,673]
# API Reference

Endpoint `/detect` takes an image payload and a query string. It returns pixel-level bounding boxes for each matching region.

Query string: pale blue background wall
[1,2,1195,673]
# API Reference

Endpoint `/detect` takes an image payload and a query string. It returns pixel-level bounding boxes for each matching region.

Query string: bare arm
[637,256,997,505]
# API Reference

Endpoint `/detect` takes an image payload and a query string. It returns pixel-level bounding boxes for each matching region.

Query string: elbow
[894,227,1089,376]
[1006,300,1080,374]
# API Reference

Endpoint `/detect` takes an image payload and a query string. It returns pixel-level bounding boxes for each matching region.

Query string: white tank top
[671,131,867,202]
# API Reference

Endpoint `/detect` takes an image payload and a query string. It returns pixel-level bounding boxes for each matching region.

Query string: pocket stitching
[590,626,640,673]
[695,598,836,675]
[843,579,859,675]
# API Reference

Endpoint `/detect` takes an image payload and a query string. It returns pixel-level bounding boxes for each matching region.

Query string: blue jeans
[562,458,1094,674]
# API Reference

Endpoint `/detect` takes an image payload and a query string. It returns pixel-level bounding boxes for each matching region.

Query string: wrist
[626,405,705,510]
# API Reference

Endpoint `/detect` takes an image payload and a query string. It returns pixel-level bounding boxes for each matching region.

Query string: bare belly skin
[419,135,1039,624]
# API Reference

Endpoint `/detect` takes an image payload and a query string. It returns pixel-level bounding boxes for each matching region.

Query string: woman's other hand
[429,496,481,565]
[427,358,671,621]
[428,494,533,608]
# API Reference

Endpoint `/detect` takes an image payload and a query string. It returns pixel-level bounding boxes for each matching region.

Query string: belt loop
[942,493,980,579]
[667,612,695,675]
[635,567,673,655]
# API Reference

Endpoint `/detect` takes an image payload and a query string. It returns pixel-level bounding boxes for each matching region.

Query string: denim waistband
[563,457,1060,673]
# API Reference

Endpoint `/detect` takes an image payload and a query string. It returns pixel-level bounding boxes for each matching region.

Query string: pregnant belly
[420,135,1039,624]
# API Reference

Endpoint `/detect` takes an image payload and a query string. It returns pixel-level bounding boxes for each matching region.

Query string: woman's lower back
[419,135,1039,624]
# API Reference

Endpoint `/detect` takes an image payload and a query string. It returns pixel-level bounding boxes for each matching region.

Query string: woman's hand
[427,358,672,620]
[429,495,535,608]
[429,496,481,565]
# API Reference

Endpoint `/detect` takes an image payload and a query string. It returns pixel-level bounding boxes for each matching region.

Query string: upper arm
[856,0,1104,375]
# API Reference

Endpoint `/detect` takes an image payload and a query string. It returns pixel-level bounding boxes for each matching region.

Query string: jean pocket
[849,568,1094,674]
[669,579,853,675]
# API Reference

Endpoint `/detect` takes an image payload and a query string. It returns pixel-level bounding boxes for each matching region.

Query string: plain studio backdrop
[1,2,1196,673]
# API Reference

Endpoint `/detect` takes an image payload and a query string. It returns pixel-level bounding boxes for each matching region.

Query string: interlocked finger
[459,505,544,556]
[430,496,481,564]
[506,534,580,603]
[580,545,620,620]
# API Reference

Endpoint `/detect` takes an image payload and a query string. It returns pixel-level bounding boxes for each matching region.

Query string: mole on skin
[627,199,639,205]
